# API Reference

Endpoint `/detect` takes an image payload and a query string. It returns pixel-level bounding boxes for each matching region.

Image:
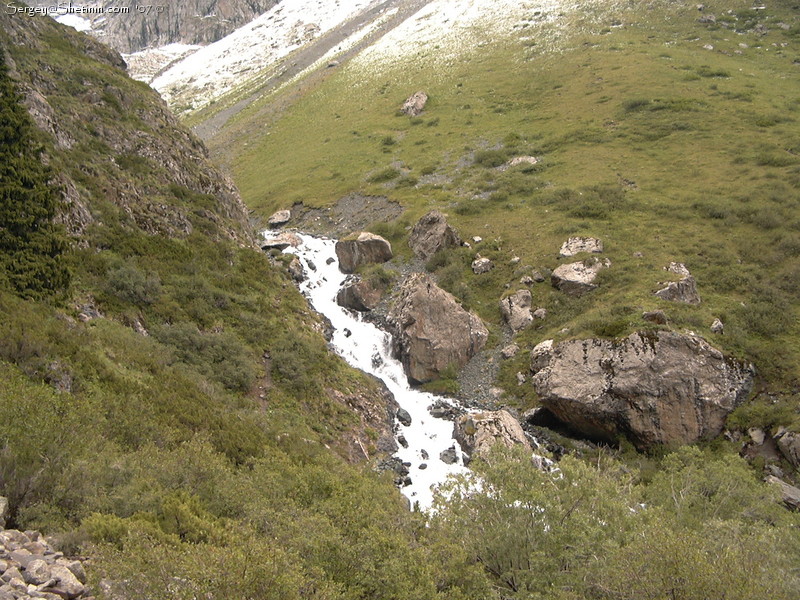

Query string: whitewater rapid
[268,233,469,510]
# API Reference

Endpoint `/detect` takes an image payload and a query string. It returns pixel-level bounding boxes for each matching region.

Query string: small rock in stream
[397,408,412,427]
[419,463,428,470]
[440,447,458,465]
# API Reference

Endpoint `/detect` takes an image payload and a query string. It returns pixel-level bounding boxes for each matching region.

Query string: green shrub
[367,167,401,183]
[106,264,162,305]
[473,149,509,167]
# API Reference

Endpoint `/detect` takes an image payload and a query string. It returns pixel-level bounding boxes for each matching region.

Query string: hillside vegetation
[0,1,798,597]
[217,0,799,423]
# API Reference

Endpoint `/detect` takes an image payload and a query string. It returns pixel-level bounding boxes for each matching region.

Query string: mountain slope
[213,0,800,424]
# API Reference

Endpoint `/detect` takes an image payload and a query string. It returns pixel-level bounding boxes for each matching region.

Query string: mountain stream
[267,233,469,510]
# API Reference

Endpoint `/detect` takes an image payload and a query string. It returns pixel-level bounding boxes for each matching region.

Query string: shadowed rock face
[389,273,487,384]
[532,331,755,449]
[335,232,392,273]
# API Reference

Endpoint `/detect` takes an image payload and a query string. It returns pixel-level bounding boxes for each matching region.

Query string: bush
[106,264,162,305]
[473,149,509,168]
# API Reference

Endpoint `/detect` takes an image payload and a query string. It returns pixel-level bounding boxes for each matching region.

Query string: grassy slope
[217,0,799,422]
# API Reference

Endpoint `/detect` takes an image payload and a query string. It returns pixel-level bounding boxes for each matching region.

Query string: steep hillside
[214,0,800,429]
[0,9,484,598]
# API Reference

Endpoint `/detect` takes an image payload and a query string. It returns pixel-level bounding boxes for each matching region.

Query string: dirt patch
[289,193,403,237]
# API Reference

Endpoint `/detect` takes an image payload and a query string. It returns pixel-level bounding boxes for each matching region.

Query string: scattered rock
[472,236,482,244]
[0,526,91,599]
[559,236,604,257]
[388,273,488,384]
[428,400,461,421]
[643,310,668,325]
[439,446,458,465]
[267,209,291,227]
[335,232,392,274]
[409,210,462,261]
[766,476,800,511]
[520,275,534,286]
[261,231,301,250]
[504,155,539,169]
[472,257,494,274]
[551,257,610,296]
[531,270,546,283]
[418,463,428,470]
[654,263,701,304]
[501,343,520,359]
[775,429,800,469]
[336,276,382,312]
[396,408,412,427]
[326,257,335,265]
[533,308,547,320]
[510,256,520,265]
[533,332,755,449]
[0,498,6,529]
[287,256,305,282]
[516,372,527,386]
[711,318,724,334]
[499,290,533,331]
[698,14,716,24]
[401,91,428,117]
[749,428,766,446]
[454,410,531,465]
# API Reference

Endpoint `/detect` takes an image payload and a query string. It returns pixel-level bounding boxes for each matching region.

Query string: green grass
[212,0,799,410]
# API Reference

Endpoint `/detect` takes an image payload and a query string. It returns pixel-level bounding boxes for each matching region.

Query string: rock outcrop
[655,262,701,304]
[499,290,533,331]
[775,429,800,469]
[551,257,610,296]
[559,236,604,257]
[401,91,428,116]
[388,273,488,384]
[261,231,301,250]
[532,331,755,449]
[335,232,392,274]
[267,209,291,227]
[408,211,462,261]
[0,524,91,599]
[336,276,382,312]
[766,476,800,511]
[454,410,531,464]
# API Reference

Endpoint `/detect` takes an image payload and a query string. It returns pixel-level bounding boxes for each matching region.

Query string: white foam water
[267,233,469,511]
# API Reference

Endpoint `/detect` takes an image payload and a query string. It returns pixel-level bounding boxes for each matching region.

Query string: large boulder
[499,290,533,331]
[267,209,291,227]
[401,91,428,116]
[335,232,392,274]
[454,410,531,464]
[551,257,610,296]
[532,331,755,449]
[408,210,462,261]
[261,231,300,250]
[775,429,800,469]
[389,273,488,384]
[336,276,382,312]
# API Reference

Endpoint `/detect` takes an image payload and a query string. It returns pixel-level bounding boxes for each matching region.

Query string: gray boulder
[499,290,533,331]
[335,232,392,274]
[267,209,291,227]
[655,262,701,304]
[775,429,800,469]
[454,410,531,465]
[472,257,493,274]
[551,257,610,296]
[559,236,604,257]
[532,331,755,449]
[501,343,520,359]
[389,273,488,384]
[336,276,382,312]
[530,339,554,374]
[401,91,428,116]
[261,231,300,250]
[409,210,462,261]
[766,476,800,511]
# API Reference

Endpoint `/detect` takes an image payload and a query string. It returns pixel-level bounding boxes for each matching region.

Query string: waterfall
[267,233,469,510]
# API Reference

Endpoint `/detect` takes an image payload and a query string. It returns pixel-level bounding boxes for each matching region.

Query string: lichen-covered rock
[499,290,533,331]
[335,232,392,274]
[559,236,604,257]
[267,209,291,227]
[655,262,701,304]
[389,273,488,384]
[532,331,755,449]
[408,211,462,261]
[775,429,800,469]
[401,91,428,116]
[530,339,554,374]
[551,257,610,296]
[472,257,493,274]
[454,410,531,464]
